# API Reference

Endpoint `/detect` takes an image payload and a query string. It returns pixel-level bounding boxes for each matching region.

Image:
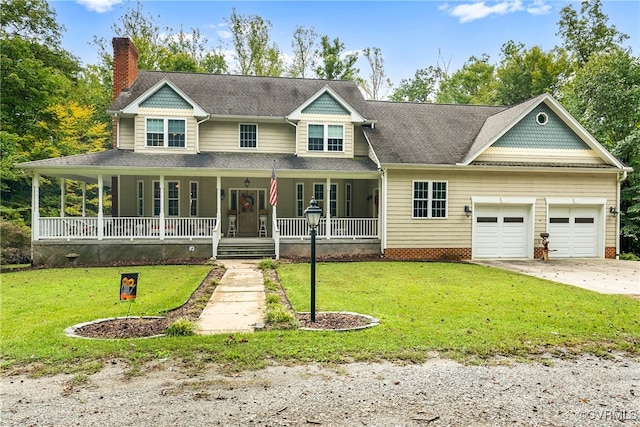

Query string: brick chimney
[112,37,138,100]
[111,38,138,216]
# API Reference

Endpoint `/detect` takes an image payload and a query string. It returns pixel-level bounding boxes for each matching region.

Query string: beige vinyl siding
[353,126,370,156]
[297,113,354,158]
[477,147,606,164]
[118,176,218,217]
[199,121,295,153]
[134,108,197,154]
[118,118,135,150]
[385,169,618,250]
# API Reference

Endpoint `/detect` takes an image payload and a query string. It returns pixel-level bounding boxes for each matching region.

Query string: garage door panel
[548,206,599,258]
[474,206,529,258]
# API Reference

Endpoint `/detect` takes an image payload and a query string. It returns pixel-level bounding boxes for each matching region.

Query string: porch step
[217,238,275,259]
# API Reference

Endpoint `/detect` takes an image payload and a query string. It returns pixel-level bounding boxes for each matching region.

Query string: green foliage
[0,219,31,264]
[314,35,359,80]
[436,54,496,105]
[226,8,283,76]
[289,25,317,78]
[557,0,629,67]
[360,47,392,101]
[493,41,570,105]
[619,253,639,261]
[390,66,444,102]
[166,318,197,336]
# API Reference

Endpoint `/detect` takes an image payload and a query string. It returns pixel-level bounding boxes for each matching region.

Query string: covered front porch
[27,175,382,265]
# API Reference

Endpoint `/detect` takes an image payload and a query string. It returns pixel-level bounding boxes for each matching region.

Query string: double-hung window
[413,181,447,218]
[146,118,186,148]
[307,124,344,152]
[167,181,179,216]
[239,124,257,148]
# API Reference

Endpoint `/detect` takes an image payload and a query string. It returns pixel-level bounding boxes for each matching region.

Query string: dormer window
[146,118,186,148]
[239,124,257,148]
[308,124,344,152]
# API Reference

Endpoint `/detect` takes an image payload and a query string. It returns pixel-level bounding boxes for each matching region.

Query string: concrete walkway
[197,259,265,335]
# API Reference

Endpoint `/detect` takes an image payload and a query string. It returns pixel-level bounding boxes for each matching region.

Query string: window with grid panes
[168,120,185,147]
[167,181,179,216]
[239,124,257,148]
[146,118,186,148]
[413,181,447,218]
[308,124,324,151]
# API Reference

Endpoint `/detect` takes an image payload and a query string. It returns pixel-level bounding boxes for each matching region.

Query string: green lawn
[1,262,638,376]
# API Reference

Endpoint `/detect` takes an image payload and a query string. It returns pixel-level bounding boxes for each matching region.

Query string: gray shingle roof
[363,101,506,165]
[18,150,379,174]
[109,71,374,119]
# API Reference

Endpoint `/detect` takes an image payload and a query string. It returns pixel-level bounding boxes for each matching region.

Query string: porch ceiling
[17,149,381,179]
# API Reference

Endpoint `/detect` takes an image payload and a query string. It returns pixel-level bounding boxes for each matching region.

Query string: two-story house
[18,38,630,266]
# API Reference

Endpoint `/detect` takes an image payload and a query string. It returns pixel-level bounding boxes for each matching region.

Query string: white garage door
[548,206,599,257]
[474,205,530,258]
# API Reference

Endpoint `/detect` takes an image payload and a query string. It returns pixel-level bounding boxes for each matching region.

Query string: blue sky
[51,0,639,87]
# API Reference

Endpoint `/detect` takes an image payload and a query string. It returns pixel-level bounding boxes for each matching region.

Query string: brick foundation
[605,247,616,259]
[384,248,471,261]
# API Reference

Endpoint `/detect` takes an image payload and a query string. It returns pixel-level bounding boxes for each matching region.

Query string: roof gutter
[285,118,298,156]
[195,114,211,154]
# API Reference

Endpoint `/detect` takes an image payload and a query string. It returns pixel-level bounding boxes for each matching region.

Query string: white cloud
[527,0,552,15]
[76,0,122,13]
[217,30,232,40]
[446,0,524,23]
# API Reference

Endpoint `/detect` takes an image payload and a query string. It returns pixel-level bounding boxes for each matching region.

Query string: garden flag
[120,273,138,301]
[270,161,277,207]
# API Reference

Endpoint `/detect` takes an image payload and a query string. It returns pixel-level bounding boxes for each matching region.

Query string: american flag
[269,161,277,207]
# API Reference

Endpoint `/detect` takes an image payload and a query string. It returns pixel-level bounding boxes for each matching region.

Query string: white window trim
[145,117,187,149]
[189,181,199,217]
[412,180,448,219]
[329,183,338,217]
[137,180,144,217]
[307,123,345,153]
[238,123,258,149]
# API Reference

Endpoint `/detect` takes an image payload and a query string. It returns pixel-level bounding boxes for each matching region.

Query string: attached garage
[473,202,534,258]
[548,205,603,258]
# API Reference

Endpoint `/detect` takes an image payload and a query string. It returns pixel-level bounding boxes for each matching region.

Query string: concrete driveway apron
[471,258,639,295]
[197,259,265,335]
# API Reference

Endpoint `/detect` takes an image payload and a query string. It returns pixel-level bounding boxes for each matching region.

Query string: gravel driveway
[3,355,639,426]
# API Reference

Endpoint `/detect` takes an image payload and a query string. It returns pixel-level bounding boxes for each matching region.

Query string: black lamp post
[304,198,322,322]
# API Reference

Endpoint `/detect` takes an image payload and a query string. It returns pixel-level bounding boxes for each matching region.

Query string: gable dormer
[288,86,366,159]
[114,79,207,154]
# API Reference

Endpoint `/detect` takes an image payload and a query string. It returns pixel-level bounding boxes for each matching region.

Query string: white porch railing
[37,217,217,240]
[276,218,379,239]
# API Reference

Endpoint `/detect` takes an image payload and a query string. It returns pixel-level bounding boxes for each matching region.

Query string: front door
[238,190,257,236]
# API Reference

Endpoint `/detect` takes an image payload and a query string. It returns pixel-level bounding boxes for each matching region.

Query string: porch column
[31,173,40,241]
[159,176,165,240]
[216,175,222,223]
[60,178,66,217]
[97,175,104,240]
[326,177,331,239]
[82,182,86,217]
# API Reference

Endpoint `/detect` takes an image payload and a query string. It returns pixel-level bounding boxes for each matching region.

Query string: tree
[557,0,629,68]
[436,54,496,105]
[314,35,359,80]
[1,0,83,223]
[389,66,444,103]
[360,47,392,100]
[289,25,317,78]
[493,41,570,105]
[226,8,283,76]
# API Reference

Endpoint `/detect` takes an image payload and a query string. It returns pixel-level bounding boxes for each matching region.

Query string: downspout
[196,115,210,154]
[286,119,298,155]
[616,171,628,259]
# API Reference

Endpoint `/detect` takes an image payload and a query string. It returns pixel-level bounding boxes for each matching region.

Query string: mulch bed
[296,312,371,329]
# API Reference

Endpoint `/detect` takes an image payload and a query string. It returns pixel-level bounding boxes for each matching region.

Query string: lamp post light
[304,198,322,322]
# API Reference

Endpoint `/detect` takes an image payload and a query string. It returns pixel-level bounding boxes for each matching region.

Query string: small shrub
[166,318,197,336]
[259,258,276,270]
[619,252,640,261]
[264,305,297,328]
[0,219,31,264]
[266,293,280,304]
